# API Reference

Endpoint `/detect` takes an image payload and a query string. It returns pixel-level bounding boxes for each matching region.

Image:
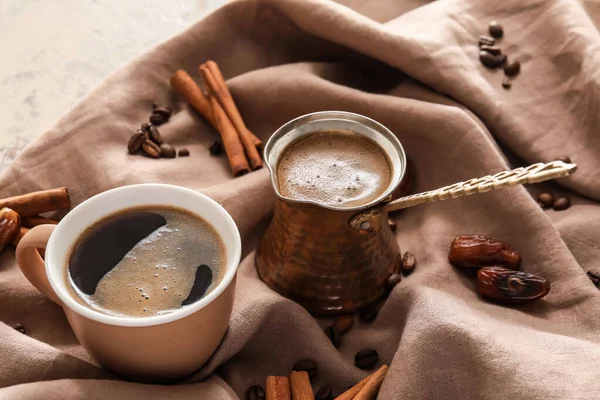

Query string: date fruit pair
[449,235,550,305]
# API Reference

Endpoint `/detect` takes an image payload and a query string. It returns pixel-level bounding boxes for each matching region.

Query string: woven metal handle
[349,160,578,231]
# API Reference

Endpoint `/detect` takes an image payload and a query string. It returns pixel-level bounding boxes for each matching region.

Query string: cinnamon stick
[170,70,217,128]
[208,95,250,176]
[200,62,263,170]
[289,371,312,400]
[250,132,263,152]
[0,188,69,218]
[266,376,291,400]
[203,61,263,151]
[353,365,388,400]
[334,365,389,400]
[22,216,59,228]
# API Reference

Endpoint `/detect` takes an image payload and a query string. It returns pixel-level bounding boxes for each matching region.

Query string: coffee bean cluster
[127,104,226,159]
[537,192,571,211]
[127,105,192,159]
[534,157,573,211]
[478,21,521,90]
[245,241,416,398]
[322,242,416,346]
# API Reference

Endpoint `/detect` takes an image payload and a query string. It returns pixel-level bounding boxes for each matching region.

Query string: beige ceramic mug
[15,184,241,382]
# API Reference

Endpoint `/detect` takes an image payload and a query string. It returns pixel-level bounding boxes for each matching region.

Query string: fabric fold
[1,0,600,398]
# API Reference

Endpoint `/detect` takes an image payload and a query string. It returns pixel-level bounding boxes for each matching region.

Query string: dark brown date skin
[449,235,521,270]
[477,267,550,304]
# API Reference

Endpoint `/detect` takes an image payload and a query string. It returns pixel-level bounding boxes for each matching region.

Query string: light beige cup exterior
[16,184,241,382]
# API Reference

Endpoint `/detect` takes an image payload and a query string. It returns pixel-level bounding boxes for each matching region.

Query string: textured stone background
[0,0,227,172]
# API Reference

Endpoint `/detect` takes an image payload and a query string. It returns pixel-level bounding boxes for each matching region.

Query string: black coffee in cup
[65,205,226,318]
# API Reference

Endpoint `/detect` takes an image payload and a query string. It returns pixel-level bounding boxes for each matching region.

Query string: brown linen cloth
[2,0,600,398]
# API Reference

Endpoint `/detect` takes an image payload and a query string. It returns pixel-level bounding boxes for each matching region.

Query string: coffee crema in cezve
[277,130,392,207]
[66,205,226,318]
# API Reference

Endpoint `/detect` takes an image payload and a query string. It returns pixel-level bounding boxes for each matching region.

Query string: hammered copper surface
[256,198,403,316]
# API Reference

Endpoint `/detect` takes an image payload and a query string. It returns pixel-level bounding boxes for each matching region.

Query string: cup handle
[16,224,62,305]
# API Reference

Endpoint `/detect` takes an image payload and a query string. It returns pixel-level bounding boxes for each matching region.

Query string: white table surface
[0,0,227,172]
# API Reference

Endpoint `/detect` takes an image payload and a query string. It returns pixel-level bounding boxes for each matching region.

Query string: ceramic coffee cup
[16,184,241,382]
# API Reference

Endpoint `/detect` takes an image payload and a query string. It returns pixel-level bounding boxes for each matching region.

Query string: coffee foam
[67,207,226,318]
[277,130,391,207]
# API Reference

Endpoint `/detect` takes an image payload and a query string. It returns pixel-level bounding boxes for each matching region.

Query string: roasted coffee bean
[502,77,512,89]
[127,132,146,154]
[449,235,521,270]
[141,122,152,132]
[477,267,550,304]
[504,60,521,76]
[388,218,397,232]
[324,326,342,348]
[142,140,161,159]
[587,269,600,288]
[209,140,223,156]
[553,197,571,211]
[385,273,402,292]
[480,45,501,55]
[149,113,166,126]
[10,323,25,334]
[333,315,354,335]
[355,349,378,370]
[402,252,416,274]
[147,125,164,145]
[537,193,554,208]
[479,51,500,68]
[489,21,503,38]
[479,51,506,68]
[160,144,176,159]
[497,54,507,66]
[153,107,172,120]
[315,386,333,400]
[478,35,495,47]
[293,359,317,380]
[245,385,265,400]
[359,304,378,323]
[178,148,190,157]
[558,156,572,164]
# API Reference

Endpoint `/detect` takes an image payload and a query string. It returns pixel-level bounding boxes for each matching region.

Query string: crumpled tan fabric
[2,0,600,398]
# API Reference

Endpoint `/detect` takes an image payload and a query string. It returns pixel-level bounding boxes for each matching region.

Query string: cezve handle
[349,160,578,231]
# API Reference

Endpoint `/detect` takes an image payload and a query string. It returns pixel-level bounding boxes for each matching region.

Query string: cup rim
[263,111,407,211]
[44,184,241,328]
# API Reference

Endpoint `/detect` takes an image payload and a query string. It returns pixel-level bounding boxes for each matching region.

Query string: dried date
[449,235,521,270]
[477,267,550,304]
[0,207,20,253]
